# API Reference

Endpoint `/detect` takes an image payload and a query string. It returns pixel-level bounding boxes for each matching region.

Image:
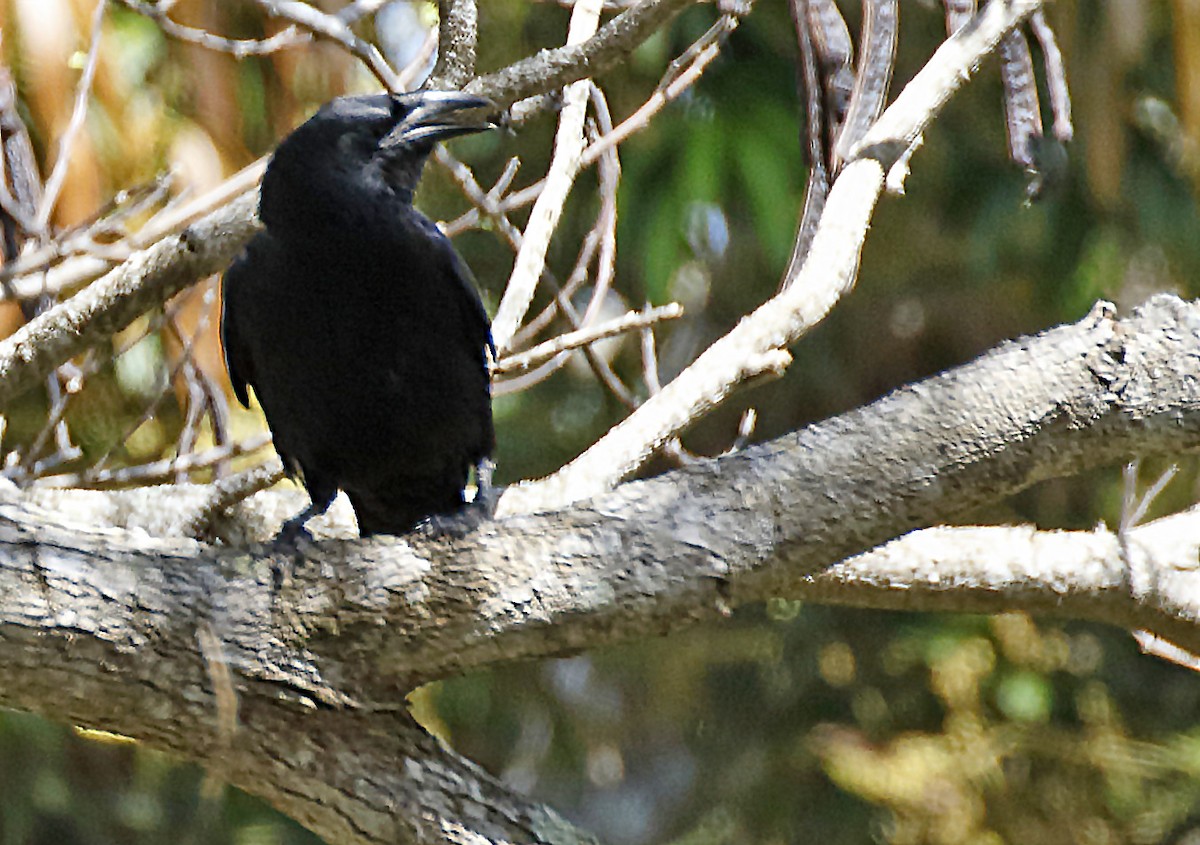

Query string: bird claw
[274,519,315,548]
[416,499,491,540]
[270,498,330,552]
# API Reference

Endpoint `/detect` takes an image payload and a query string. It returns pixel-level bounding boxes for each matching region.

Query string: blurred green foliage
[2,0,1200,843]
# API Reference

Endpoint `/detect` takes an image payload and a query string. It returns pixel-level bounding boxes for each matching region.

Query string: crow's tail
[346,478,467,537]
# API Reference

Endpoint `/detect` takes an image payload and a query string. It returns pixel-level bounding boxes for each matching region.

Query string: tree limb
[4,294,1200,842]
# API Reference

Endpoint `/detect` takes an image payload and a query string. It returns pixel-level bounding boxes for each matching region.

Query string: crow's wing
[417,215,494,359]
[220,249,256,409]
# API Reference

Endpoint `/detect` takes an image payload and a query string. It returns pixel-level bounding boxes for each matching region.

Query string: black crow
[221,90,496,537]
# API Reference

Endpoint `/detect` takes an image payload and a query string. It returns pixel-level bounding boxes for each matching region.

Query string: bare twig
[435,147,618,398]
[395,26,439,92]
[639,309,694,466]
[84,289,216,481]
[166,287,225,481]
[255,0,401,91]
[36,0,107,233]
[437,154,520,238]
[18,360,87,478]
[1,159,266,302]
[1132,631,1200,673]
[498,0,1047,516]
[0,190,260,408]
[490,6,743,239]
[493,303,682,377]
[0,174,173,289]
[498,115,614,354]
[35,433,272,488]
[579,88,620,329]
[579,7,743,165]
[465,0,697,108]
[491,0,604,353]
[117,0,311,57]
[1120,462,1180,536]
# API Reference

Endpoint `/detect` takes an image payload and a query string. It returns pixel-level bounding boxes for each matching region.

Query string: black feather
[221,91,496,536]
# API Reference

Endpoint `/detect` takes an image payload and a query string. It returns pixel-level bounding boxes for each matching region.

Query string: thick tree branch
[15,294,1200,676]
[0,510,597,845]
[5,294,1200,843]
[805,508,1200,652]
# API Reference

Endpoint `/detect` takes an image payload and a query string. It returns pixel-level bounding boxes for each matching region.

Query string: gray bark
[3,294,1200,844]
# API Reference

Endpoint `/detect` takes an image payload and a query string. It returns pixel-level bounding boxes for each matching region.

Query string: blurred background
[1,1,1200,843]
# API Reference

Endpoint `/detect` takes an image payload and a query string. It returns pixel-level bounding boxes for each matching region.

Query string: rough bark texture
[3,296,1200,844]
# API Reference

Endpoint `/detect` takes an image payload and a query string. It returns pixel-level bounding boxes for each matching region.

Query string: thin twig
[0,174,173,288]
[439,138,639,405]
[551,285,641,409]
[1120,462,1180,536]
[502,88,619,350]
[256,0,401,91]
[439,156,521,237]
[498,0,1047,516]
[639,309,692,466]
[2,159,265,303]
[496,9,743,219]
[465,0,695,108]
[36,0,107,232]
[435,147,590,395]
[18,361,87,478]
[36,433,272,488]
[491,0,604,352]
[494,303,682,376]
[117,0,311,57]
[395,26,439,92]
[579,89,620,331]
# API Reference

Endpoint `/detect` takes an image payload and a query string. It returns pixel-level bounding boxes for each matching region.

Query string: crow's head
[260,90,497,230]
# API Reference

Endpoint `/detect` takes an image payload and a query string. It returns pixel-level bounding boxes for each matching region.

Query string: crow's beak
[381,90,498,149]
